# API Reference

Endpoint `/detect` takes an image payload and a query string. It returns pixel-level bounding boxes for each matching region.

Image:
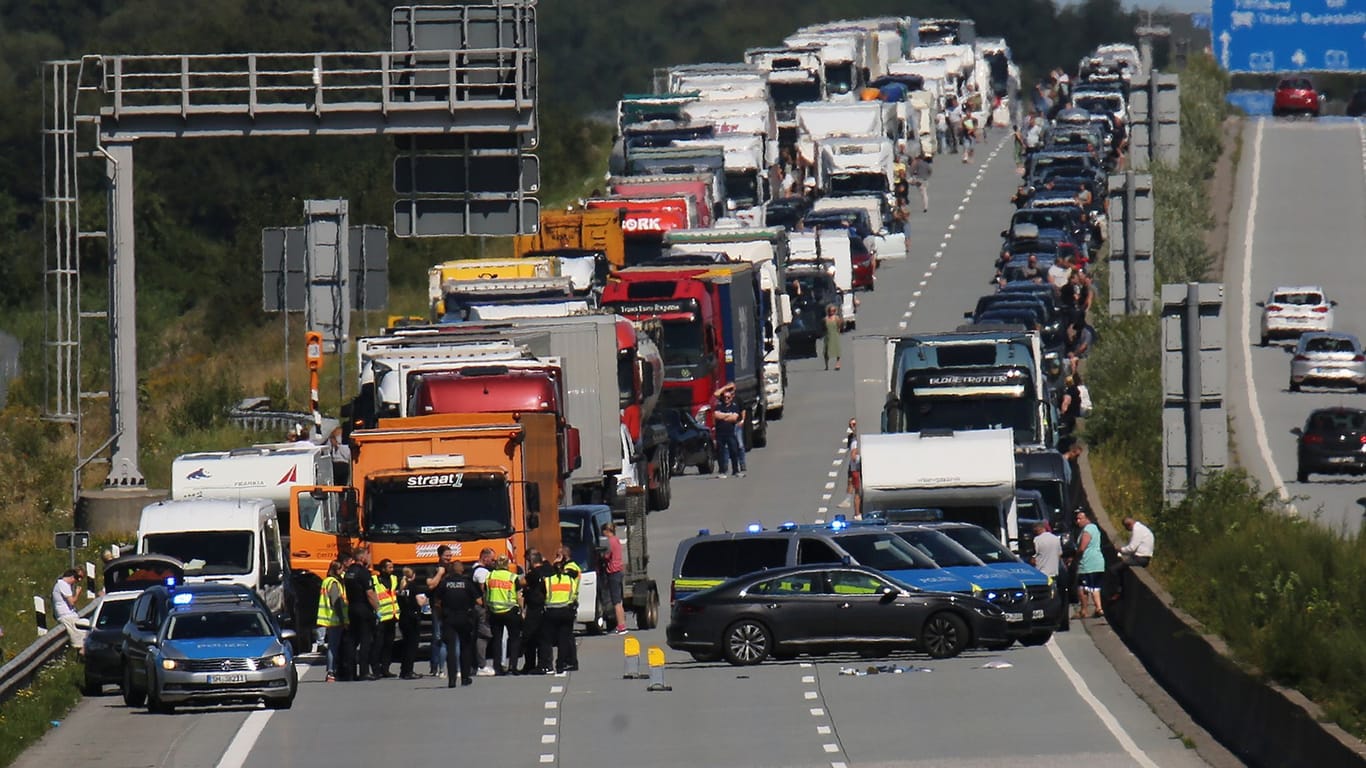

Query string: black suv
[120,583,276,708]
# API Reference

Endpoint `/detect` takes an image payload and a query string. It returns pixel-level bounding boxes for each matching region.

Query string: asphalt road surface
[1227,117,1366,534]
[14,133,1208,768]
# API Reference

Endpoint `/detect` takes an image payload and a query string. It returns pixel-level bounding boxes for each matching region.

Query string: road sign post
[54,531,90,570]
[1161,283,1228,504]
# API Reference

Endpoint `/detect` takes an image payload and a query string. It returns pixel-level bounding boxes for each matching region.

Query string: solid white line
[1237,118,1290,502]
[214,710,273,768]
[1047,641,1160,768]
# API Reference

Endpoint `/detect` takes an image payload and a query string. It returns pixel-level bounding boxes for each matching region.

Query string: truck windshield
[725,171,760,208]
[618,349,636,409]
[1018,480,1065,523]
[829,174,888,197]
[837,533,939,570]
[769,82,822,115]
[143,532,253,577]
[660,319,706,371]
[893,530,983,568]
[902,395,1038,445]
[364,476,512,541]
[824,64,855,96]
[938,526,1017,565]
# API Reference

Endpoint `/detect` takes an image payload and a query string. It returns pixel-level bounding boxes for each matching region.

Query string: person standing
[712,383,747,478]
[343,548,380,681]
[520,549,551,673]
[470,548,497,677]
[484,556,523,675]
[541,547,581,674]
[838,418,860,512]
[909,152,931,213]
[52,569,87,651]
[395,566,424,680]
[327,426,351,486]
[1030,522,1068,632]
[601,522,628,635]
[316,560,348,682]
[425,545,454,678]
[823,305,842,371]
[370,558,399,678]
[1074,509,1105,619]
[435,558,481,687]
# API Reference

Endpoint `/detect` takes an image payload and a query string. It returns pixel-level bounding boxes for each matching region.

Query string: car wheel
[723,619,772,666]
[146,680,174,715]
[122,664,145,708]
[266,695,294,710]
[1297,467,1309,483]
[982,639,1015,651]
[1357,383,1366,394]
[1020,632,1053,647]
[1259,334,1269,347]
[689,650,722,663]
[921,612,970,659]
[1289,380,1300,392]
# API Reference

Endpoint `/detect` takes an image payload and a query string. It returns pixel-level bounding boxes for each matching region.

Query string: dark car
[82,554,186,695]
[1348,89,1366,118]
[802,208,877,241]
[1294,407,1366,482]
[766,196,813,231]
[1273,77,1319,117]
[785,267,838,356]
[666,564,1007,665]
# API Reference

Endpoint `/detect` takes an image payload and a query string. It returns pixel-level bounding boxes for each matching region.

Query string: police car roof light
[172,592,194,605]
[698,528,711,536]
[778,521,798,530]
[746,523,763,533]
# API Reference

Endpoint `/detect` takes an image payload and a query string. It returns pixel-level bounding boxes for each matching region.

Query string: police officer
[484,556,523,675]
[435,558,481,687]
[317,559,348,683]
[395,566,424,679]
[343,548,380,681]
[520,549,551,674]
[371,558,399,678]
[541,546,581,674]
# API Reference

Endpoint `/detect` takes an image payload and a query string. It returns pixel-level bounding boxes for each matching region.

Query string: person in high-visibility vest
[484,556,523,675]
[540,546,581,674]
[370,558,400,678]
[316,559,348,683]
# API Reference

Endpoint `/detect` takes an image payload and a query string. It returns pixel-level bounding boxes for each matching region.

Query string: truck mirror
[340,492,360,537]
[527,511,541,531]
[525,483,542,517]
[566,427,583,471]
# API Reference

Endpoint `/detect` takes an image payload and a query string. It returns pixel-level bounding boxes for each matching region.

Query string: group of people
[316,536,617,688]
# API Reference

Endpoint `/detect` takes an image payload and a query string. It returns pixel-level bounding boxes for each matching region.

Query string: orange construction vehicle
[514,208,627,268]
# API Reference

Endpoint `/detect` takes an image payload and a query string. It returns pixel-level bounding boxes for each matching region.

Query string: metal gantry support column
[103,141,144,487]
[1161,283,1227,504]
[1182,282,1203,493]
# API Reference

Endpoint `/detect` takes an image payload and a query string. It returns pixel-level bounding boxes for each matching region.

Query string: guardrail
[0,605,91,706]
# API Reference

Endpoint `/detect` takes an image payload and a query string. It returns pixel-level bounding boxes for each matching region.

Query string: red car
[850,236,875,291]
[1273,77,1319,117]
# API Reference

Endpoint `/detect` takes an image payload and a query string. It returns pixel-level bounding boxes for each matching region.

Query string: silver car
[1290,332,1366,392]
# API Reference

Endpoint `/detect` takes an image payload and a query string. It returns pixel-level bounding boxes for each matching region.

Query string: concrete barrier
[75,488,168,536]
[1080,455,1366,768]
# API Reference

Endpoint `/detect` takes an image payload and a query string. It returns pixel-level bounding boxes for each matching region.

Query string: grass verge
[0,653,84,768]
[1085,53,1366,740]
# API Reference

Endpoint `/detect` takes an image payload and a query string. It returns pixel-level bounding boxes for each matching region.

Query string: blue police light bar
[165,576,178,586]
[830,520,848,530]
[698,528,711,536]
[746,523,763,533]
[778,521,798,531]
[172,592,194,605]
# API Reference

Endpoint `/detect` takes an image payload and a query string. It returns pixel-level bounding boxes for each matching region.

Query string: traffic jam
[80,16,1142,713]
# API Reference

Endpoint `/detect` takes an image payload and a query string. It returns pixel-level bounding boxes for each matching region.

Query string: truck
[602,261,768,449]
[857,428,1021,551]
[794,101,898,169]
[609,172,721,226]
[673,135,770,224]
[559,495,659,632]
[852,327,1054,449]
[784,28,869,99]
[789,230,855,329]
[584,195,703,266]
[612,119,715,178]
[171,442,336,536]
[663,226,793,419]
[817,135,896,198]
[513,209,627,270]
[745,45,825,146]
[435,277,592,324]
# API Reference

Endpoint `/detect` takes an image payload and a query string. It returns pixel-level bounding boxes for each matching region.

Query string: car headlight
[264,654,289,668]
[984,590,1000,602]
[161,658,179,671]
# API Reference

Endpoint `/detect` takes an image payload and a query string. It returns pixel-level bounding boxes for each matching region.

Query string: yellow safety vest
[485,568,518,614]
[317,575,347,628]
[546,571,577,608]
[564,562,582,603]
[372,573,398,622]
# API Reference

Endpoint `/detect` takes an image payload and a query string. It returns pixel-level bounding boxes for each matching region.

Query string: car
[1259,286,1334,346]
[765,196,812,231]
[1273,77,1320,117]
[1294,408,1366,482]
[1347,89,1366,118]
[145,601,298,713]
[666,564,1008,664]
[1289,332,1366,393]
[850,236,875,291]
[82,554,185,696]
[121,582,284,710]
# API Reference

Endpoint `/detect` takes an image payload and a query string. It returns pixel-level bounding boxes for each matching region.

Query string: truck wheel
[768,406,783,421]
[695,445,715,475]
[635,588,660,630]
[648,447,672,511]
[751,414,768,449]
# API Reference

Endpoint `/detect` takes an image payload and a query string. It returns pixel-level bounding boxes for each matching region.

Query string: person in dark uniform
[436,558,482,687]
[343,548,380,681]
[395,566,424,680]
[541,546,581,674]
[519,549,550,673]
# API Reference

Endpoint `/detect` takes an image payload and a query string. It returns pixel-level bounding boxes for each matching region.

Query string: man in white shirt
[1119,517,1154,566]
[1029,522,1068,632]
[52,569,87,650]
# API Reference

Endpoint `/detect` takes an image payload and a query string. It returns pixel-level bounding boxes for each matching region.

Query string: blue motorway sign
[1211,0,1366,73]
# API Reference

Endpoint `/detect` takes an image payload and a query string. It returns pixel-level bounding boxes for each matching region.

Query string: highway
[13,132,1207,768]
[1227,117,1366,534]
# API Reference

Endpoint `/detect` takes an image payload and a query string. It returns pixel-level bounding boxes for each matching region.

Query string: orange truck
[514,208,627,268]
[288,412,562,634]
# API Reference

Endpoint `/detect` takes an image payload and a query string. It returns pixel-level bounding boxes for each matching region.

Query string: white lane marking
[540,755,554,764]
[952,213,961,221]
[809,706,824,715]
[934,250,944,258]
[947,223,956,231]
[832,763,849,768]
[817,725,832,734]
[918,280,927,287]
[898,321,908,328]
[804,690,820,699]
[801,663,814,668]
[802,674,816,683]
[550,685,564,693]
[545,700,558,709]
[907,301,916,308]
[823,744,840,753]
[943,232,953,239]
[817,506,828,514]
[827,471,838,478]
[1237,119,1290,503]
[544,717,557,726]
[214,710,273,768]
[824,482,835,490]
[837,448,847,454]
[542,734,557,744]
[821,494,832,501]
[1047,641,1160,768]
[913,290,922,297]
[956,205,965,212]
[831,459,842,465]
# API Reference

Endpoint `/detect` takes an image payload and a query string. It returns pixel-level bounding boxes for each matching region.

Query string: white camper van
[172,442,335,534]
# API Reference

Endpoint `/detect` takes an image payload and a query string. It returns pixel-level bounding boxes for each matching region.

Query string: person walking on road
[484,556,523,675]
[53,569,87,651]
[370,558,399,678]
[541,547,581,675]
[343,548,380,680]
[823,305,842,370]
[317,559,348,682]
[395,566,424,679]
[435,558,481,687]
[601,522,628,634]
[712,383,747,478]
[1030,522,1068,632]
[909,152,931,212]
[1074,509,1105,619]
